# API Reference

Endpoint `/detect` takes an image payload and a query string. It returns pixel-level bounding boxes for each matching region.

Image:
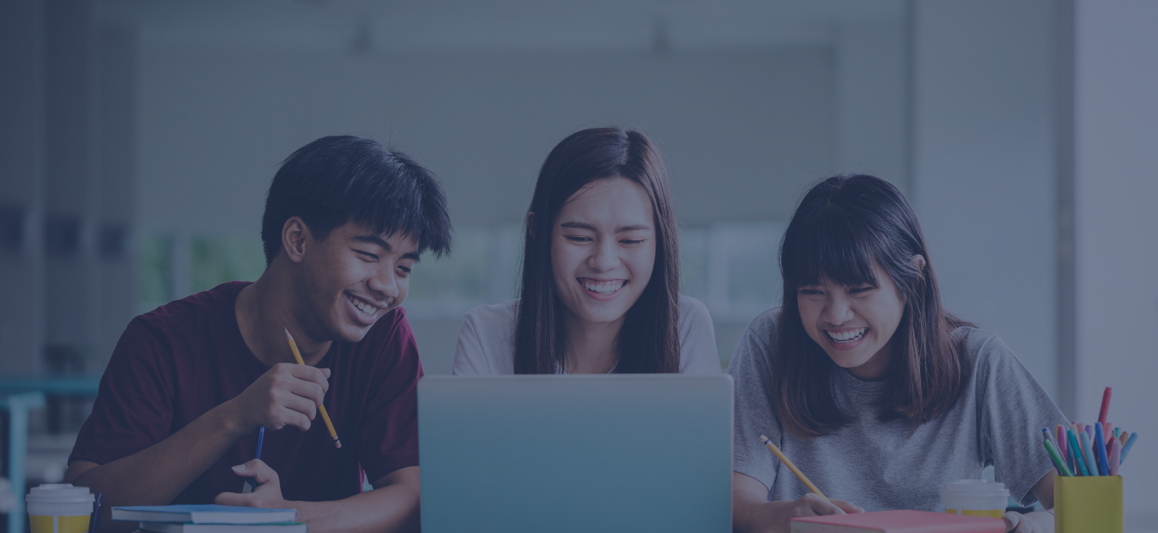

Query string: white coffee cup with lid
[25,483,94,533]
[942,479,1009,519]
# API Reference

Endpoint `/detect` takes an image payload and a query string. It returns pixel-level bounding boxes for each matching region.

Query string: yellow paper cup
[943,479,1008,519]
[25,484,94,533]
[1054,475,1123,533]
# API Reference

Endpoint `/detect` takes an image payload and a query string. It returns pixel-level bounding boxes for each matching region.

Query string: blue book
[111,505,297,524]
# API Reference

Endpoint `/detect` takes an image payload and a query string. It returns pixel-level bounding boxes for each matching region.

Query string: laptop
[418,374,733,533]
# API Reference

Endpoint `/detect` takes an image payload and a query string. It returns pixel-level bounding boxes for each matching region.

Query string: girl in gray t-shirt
[731,175,1065,533]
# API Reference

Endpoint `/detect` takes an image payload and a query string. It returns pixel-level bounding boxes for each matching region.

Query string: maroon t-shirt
[70,281,422,503]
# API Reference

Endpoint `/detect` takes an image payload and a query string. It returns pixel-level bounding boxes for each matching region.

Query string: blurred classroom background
[0,0,1154,530]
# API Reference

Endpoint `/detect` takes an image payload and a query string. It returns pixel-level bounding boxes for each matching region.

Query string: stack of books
[112,504,307,532]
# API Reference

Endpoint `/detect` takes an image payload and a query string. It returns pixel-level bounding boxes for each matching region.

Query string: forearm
[70,403,250,521]
[733,495,794,533]
[293,473,420,533]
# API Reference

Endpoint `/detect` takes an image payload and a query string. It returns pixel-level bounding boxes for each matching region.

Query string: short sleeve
[727,311,783,495]
[677,295,722,374]
[358,314,424,483]
[452,311,489,375]
[69,317,178,465]
[971,330,1068,506]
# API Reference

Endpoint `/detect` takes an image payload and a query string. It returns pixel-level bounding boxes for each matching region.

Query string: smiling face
[550,177,657,332]
[795,262,907,380]
[297,221,419,343]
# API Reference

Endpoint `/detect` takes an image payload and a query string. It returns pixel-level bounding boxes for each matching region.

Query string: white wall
[1075,0,1158,528]
[911,0,1060,401]
[135,47,836,233]
[132,44,844,372]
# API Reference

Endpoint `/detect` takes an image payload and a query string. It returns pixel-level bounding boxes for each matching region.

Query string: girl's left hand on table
[1003,510,1053,533]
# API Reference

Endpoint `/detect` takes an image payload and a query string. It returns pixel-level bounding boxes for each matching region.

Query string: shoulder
[464,299,519,328]
[454,300,519,375]
[131,281,250,343]
[677,294,712,329]
[953,325,1011,369]
[744,307,781,346]
[139,281,247,324]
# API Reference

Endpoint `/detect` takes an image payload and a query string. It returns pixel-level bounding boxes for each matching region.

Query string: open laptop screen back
[419,374,733,533]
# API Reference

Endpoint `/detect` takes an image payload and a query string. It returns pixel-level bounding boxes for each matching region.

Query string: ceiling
[98,0,906,53]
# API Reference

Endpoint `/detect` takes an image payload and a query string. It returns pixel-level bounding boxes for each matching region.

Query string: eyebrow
[559,222,651,232]
[352,235,421,261]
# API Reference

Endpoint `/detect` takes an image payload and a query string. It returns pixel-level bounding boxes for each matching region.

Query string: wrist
[290,500,325,528]
[207,398,252,439]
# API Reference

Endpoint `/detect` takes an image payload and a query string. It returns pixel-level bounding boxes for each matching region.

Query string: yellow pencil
[759,434,842,513]
[285,327,342,449]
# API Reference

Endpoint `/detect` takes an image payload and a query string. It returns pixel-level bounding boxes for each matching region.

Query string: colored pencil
[1043,439,1074,477]
[284,328,342,449]
[1067,429,1090,476]
[1109,438,1122,476]
[759,435,843,514]
[1043,429,1061,475]
[1057,426,1068,471]
[1095,422,1111,476]
[1120,432,1138,465]
[245,425,266,491]
[1079,428,1099,476]
[1099,387,1112,424]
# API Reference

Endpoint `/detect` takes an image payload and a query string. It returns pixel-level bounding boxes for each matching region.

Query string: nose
[822,294,854,326]
[588,237,620,272]
[367,266,399,302]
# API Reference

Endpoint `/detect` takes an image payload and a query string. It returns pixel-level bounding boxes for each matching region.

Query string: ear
[281,216,311,264]
[910,254,927,272]
[526,212,535,240]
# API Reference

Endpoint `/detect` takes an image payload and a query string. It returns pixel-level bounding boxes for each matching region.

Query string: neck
[560,310,623,374]
[846,338,893,381]
[236,263,332,367]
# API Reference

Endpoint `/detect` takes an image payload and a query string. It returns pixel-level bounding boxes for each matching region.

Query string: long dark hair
[773,175,973,438]
[513,128,681,374]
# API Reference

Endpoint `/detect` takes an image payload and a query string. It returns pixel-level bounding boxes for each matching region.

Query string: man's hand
[1003,510,1053,532]
[226,363,331,432]
[216,459,289,509]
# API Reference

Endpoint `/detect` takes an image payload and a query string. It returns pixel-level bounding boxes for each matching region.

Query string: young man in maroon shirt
[65,136,452,532]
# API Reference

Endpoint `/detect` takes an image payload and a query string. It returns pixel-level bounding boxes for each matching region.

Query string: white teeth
[349,296,377,316]
[582,279,625,294]
[826,328,867,342]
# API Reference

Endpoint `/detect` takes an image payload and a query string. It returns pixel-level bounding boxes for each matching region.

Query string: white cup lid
[943,479,1009,497]
[26,484,94,504]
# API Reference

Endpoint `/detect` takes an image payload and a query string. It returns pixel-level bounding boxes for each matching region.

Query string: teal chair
[1,391,46,533]
[0,377,98,533]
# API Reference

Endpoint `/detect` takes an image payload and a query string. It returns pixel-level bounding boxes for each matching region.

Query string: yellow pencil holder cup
[1054,476,1123,533]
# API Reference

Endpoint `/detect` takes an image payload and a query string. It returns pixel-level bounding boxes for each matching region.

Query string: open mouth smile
[578,278,627,295]
[825,327,867,344]
[346,292,386,324]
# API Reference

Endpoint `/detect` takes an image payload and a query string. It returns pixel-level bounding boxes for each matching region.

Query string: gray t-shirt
[729,309,1067,511]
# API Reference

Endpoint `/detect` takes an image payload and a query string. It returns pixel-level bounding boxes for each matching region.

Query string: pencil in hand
[759,434,844,514]
[284,327,342,449]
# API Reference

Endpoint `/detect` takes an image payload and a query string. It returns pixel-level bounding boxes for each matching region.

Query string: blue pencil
[1095,422,1111,476]
[246,425,266,491]
[1120,432,1138,465]
[1067,428,1090,476]
[88,492,102,533]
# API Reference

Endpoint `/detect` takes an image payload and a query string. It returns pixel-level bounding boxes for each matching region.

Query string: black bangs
[342,150,453,259]
[261,136,453,264]
[781,199,882,290]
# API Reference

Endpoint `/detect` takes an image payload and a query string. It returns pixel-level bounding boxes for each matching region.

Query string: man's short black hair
[261,135,453,265]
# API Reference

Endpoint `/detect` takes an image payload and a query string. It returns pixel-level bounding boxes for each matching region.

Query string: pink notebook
[790,510,1005,533]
